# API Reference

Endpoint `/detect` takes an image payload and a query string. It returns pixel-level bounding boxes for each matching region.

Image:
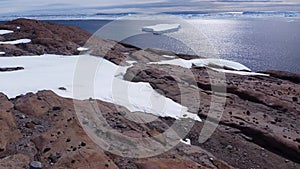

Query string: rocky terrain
[0,19,91,56]
[0,19,300,169]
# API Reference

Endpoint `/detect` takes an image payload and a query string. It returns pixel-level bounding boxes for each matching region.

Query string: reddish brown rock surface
[0,91,232,169]
[124,64,300,168]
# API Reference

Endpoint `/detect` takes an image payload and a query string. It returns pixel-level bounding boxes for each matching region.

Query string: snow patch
[149,58,192,68]
[0,30,14,35]
[162,55,176,59]
[150,58,251,71]
[149,58,269,76]
[0,54,201,122]
[180,138,191,145]
[0,39,31,45]
[77,47,89,52]
[209,68,269,76]
[0,52,5,55]
[198,58,251,71]
[142,24,181,34]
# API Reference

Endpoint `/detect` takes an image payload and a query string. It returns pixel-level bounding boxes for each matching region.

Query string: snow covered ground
[0,54,201,121]
[0,30,14,35]
[149,57,269,76]
[0,38,31,45]
[142,24,181,34]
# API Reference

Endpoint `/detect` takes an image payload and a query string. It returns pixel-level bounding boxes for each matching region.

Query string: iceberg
[142,24,181,35]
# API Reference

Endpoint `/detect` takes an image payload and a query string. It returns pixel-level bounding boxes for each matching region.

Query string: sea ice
[142,24,181,34]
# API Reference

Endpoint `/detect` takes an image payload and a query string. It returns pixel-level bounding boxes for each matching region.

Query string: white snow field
[0,39,31,45]
[142,24,181,34]
[0,30,14,35]
[0,54,201,121]
[149,57,269,76]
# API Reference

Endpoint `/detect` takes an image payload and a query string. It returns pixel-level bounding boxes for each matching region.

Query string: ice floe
[0,30,14,35]
[142,24,180,34]
[0,39,31,45]
[0,54,201,122]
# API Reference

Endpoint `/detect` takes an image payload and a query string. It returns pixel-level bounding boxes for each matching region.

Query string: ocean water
[1,18,299,73]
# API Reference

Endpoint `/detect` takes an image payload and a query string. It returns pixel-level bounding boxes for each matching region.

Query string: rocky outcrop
[124,64,300,168]
[0,91,232,169]
[0,19,92,56]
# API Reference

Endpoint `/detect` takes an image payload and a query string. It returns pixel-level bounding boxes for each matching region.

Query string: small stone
[226,145,233,150]
[118,111,126,116]
[30,161,42,169]
[246,111,251,115]
[82,118,89,125]
[209,157,214,161]
[292,97,298,102]
[58,87,67,91]
[20,115,26,119]
[285,159,289,163]
[52,106,61,111]
[25,122,36,129]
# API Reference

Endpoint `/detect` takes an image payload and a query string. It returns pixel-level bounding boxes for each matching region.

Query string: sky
[0,0,300,16]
